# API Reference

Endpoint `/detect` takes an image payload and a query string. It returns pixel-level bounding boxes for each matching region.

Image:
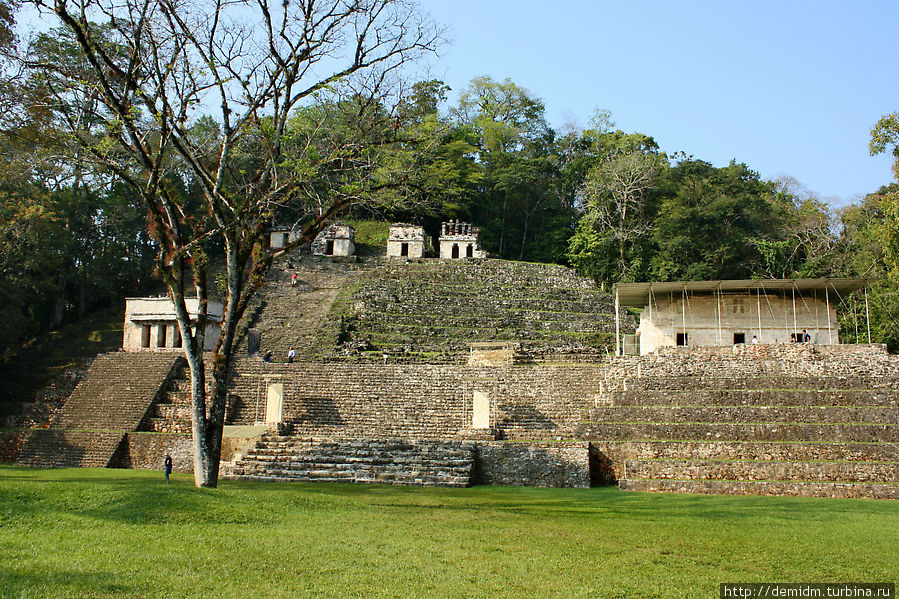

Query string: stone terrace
[582,344,899,499]
[322,259,621,362]
[236,256,363,362]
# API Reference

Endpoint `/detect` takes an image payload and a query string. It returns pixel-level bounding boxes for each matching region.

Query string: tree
[579,150,663,280]
[869,113,899,278]
[565,126,662,284]
[650,160,781,281]
[454,76,548,154]
[27,0,440,487]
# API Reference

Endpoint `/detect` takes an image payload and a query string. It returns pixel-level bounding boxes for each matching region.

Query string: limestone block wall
[119,432,193,473]
[226,359,607,441]
[474,442,591,487]
[604,343,898,384]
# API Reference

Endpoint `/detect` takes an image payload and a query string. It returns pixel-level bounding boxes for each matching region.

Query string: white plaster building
[268,225,301,250]
[123,297,223,352]
[386,223,426,258]
[613,279,867,355]
[312,223,355,257]
[439,220,487,259]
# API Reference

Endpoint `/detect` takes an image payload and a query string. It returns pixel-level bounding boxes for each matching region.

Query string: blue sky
[417,0,899,206]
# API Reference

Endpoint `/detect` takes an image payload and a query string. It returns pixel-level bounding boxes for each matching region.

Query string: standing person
[751,335,759,345]
[164,454,173,483]
[287,347,296,363]
[802,329,811,343]
[290,273,298,287]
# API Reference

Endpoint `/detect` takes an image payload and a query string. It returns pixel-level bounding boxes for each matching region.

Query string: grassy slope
[1,467,897,599]
[345,219,390,256]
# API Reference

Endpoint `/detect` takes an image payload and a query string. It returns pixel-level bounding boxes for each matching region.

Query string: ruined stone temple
[4,242,898,499]
[311,222,355,257]
[439,220,487,259]
[386,223,427,258]
[267,224,301,250]
[123,297,223,352]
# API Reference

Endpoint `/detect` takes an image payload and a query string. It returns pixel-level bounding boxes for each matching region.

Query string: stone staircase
[238,256,362,361]
[225,435,475,487]
[583,345,899,499]
[141,366,193,433]
[14,352,182,468]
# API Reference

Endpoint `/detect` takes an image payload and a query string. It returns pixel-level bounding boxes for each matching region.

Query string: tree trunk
[49,273,66,329]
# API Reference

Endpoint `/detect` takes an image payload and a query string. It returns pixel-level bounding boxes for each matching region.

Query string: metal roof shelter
[612,278,869,355]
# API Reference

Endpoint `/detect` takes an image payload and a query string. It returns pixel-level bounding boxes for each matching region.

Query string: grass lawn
[1,467,897,598]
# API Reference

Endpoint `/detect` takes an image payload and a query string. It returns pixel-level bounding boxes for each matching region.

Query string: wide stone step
[597,388,899,407]
[594,440,899,463]
[228,436,475,487]
[580,422,899,443]
[624,458,899,484]
[618,478,899,500]
[610,375,897,392]
[589,405,899,425]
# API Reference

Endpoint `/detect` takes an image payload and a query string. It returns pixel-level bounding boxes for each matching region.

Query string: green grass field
[1,467,896,598]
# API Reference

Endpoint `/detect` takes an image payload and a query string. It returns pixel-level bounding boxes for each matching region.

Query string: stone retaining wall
[473,442,591,488]
[228,359,607,441]
[619,478,899,500]
[119,432,193,473]
[607,344,897,382]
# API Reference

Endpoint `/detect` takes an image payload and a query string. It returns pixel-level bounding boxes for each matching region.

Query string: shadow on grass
[289,478,899,523]
[3,466,897,529]
[0,467,275,526]
[0,567,137,598]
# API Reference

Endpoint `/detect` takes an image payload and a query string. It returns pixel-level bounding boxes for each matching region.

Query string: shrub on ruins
[25,0,442,487]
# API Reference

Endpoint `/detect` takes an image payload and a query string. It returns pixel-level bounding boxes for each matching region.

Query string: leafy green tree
[650,160,781,281]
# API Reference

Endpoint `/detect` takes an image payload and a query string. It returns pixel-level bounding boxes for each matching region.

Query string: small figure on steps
[290,272,298,287]
[263,350,274,363]
[287,347,296,363]
[164,454,173,483]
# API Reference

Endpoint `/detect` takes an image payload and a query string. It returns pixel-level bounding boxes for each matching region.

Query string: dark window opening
[466,244,473,258]
[733,332,746,344]
[451,244,459,259]
[173,327,182,348]
[282,233,289,246]
[141,325,151,348]
[157,324,167,348]
[676,332,688,346]
[325,239,334,255]
[400,242,409,256]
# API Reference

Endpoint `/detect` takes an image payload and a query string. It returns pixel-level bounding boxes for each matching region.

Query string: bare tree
[583,151,661,279]
[27,0,441,487]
